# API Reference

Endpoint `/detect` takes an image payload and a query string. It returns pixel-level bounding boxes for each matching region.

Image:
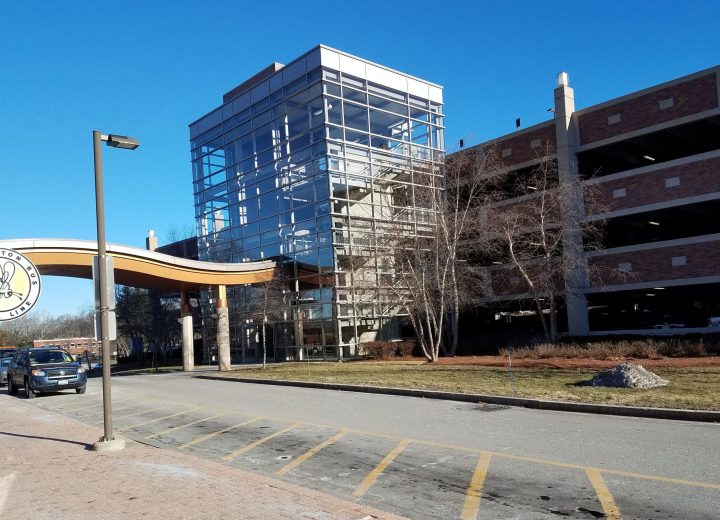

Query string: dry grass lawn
[223,361,720,411]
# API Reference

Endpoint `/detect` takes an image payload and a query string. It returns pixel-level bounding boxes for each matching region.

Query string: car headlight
[31,369,46,376]
[77,367,86,374]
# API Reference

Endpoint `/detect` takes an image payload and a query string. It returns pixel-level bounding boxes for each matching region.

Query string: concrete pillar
[216,285,231,371]
[554,72,590,336]
[180,291,194,372]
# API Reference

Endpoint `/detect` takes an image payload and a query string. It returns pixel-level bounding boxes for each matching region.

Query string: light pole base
[91,437,126,452]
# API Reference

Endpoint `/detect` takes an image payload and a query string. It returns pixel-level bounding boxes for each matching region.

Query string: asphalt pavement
[3,370,719,519]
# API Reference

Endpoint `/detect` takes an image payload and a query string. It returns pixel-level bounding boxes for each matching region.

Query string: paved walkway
[0,396,406,520]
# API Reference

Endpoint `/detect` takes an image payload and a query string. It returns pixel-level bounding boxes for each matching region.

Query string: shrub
[361,341,399,359]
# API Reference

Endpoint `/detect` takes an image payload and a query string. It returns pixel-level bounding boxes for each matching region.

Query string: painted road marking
[116,406,204,433]
[353,438,411,497]
[179,416,264,449]
[40,394,720,495]
[276,429,349,476]
[223,422,303,462]
[460,451,493,520]
[93,404,171,425]
[144,413,230,440]
[78,402,144,418]
[586,467,621,520]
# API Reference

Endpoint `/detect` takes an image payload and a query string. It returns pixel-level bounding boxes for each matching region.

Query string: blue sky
[1,0,718,317]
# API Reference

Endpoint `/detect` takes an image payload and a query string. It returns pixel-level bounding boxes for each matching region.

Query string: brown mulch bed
[395,355,720,369]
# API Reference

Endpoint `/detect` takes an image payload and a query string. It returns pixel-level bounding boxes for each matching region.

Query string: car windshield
[28,350,74,365]
[0,358,11,367]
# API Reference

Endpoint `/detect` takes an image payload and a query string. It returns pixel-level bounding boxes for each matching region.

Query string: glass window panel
[286,89,308,111]
[261,242,280,258]
[326,98,342,125]
[331,173,347,199]
[258,176,275,193]
[251,97,270,114]
[284,76,306,96]
[327,125,343,141]
[309,97,324,128]
[253,109,272,128]
[344,130,369,145]
[254,123,272,151]
[368,95,407,116]
[290,133,311,154]
[343,86,367,104]
[287,107,310,138]
[259,216,277,233]
[307,67,322,83]
[324,82,341,96]
[234,120,252,139]
[369,108,409,139]
[323,68,339,81]
[259,191,277,214]
[341,74,365,89]
[292,178,314,204]
[367,81,406,102]
[342,102,368,132]
[316,200,330,216]
[294,203,315,222]
[409,95,429,108]
[432,126,444,150]
[410,107,429,121]
[411,121,430,146]
[314,174,330,201]
[256,148,274,166]
[240,197,259,222]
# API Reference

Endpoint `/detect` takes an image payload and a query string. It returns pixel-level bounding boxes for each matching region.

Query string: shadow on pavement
[0,431,92,449]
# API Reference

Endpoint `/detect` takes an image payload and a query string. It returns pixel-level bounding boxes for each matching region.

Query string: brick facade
[590,240,720,286]
[590,154,720,213]
[482,123,556,168]
[578,73,718,145]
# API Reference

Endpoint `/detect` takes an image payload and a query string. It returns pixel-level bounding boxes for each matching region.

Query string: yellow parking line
[116,407,203,433]
[600,468,720,491]
[94,404,170,425]
[223,422,303,462]
[179,416,263,449]
[276,429,349,476]
[78,403,141,418]
[353,438,410,497]
[460,451,493,520]
[586,468,621,519]
[144,413,229,440]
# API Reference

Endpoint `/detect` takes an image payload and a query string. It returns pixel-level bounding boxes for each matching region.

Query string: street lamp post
[92,130,139,452]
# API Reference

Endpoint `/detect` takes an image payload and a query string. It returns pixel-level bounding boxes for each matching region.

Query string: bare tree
[250,266,287,368]
[364,150,504,362]
[478,145,610,342]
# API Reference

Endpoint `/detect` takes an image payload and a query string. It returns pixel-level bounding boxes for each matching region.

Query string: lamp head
[106,134,140,150]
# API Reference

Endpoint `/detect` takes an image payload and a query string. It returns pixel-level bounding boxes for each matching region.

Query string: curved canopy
[0,239,275,292]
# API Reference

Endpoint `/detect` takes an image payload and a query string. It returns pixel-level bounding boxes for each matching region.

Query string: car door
[10,352,26,386]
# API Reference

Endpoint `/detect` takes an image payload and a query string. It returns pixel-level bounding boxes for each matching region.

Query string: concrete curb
[195,375,720,423]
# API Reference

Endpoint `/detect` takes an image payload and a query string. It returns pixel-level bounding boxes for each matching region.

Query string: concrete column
[216,285,231,371]
[180,291,194,372]
[554,72,590,336]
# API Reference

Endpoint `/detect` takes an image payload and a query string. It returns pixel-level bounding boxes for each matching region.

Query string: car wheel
[8,378,18,395]
[24,379,36,399]
[76,385,86,394]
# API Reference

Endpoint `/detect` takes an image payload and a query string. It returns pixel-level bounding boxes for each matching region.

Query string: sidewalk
[0,396,406,520]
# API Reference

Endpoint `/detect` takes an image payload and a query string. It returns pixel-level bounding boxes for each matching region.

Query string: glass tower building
[189,45,444,362]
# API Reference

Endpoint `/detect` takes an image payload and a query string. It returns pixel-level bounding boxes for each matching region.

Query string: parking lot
[9,372,720,519]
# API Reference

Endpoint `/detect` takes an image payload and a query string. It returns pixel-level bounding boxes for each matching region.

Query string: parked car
[0,349,17,359]
[0,357,11,386]
[7,347,87,398]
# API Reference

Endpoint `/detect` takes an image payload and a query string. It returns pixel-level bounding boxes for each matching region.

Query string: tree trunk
[262,316,267,368]
[535,299,551,342]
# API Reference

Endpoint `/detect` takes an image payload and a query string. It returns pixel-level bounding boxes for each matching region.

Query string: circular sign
[0,248,42,321]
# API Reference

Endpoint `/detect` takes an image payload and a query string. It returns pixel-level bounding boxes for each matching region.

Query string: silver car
[0,357,11,386]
